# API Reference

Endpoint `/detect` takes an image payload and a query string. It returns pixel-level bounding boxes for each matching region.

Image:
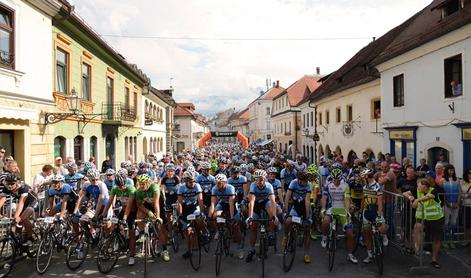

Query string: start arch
[198,131,249,148]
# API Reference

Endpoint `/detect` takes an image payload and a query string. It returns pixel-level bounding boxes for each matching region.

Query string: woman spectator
[434,163,444,186]
[101,155,113,173]
[416,158,430,178]
[403,178,444,269]
[440,164,461,248]
[460,168,471,246]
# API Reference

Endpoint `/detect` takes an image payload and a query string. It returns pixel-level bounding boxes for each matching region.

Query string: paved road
[11,238,471,278]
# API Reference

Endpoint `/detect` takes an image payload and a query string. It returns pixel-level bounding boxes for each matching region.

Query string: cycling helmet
[352,167,363,176]
[3,174,19,188]
[267,167,278,174]
[105,168,115,176]
[239,164,248,172]
[186,165,195,173]
[83,161,94,171]
[361,168,375,177]
[165,163,176,171]
[201,162,211,170]
[297,172,309,181]
[253,169,267,179]
[332,162,342,170]
[86,169,100,180]
[120,161,132,169]
[247,163,255,171]
[117,168,128,177]
[115,173,127,186]
[136,174,152,184]
[65,162,77,171]
[230,166,240,174]
[126,165,137,175]
[183,170,196,181]
[215,174,227,182]
[330,168,343,179]
[138,161,147,169]
[307,164,319,176]
[51,174,65,183]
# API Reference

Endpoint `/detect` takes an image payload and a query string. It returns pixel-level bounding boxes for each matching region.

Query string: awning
[256,139,273,146]
[0,105,38,121]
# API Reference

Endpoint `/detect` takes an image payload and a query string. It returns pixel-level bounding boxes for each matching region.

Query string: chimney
[316,67,320,75]
[272,82,276,88]
[276,80,279,88]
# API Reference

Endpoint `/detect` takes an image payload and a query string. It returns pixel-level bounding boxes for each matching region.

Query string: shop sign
[389,130,414,140]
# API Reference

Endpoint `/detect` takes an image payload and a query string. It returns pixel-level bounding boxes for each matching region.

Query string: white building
[248,81,284,143]
[0,0,60,182]
[174,103,209,153]
[228,108,250,137]
[373,0,471,175]
[272,75,321,158]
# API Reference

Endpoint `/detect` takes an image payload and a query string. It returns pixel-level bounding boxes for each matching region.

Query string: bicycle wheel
[327,230,336,272]
[170,224,180,253]
[374,232,384,275]
[0,238,16,278]
[66,236,89,270]
[215,236,223,276]
[282,230,296,272]
[36,233,54,274]
[260,236,266,278]
[189,232,201,271]
[97,234,119,274]
[144,234,149,278]
[352,217,362,254]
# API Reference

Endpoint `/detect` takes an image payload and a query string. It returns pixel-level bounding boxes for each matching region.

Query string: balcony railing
[0,50,14,68]
[102,103,136,123]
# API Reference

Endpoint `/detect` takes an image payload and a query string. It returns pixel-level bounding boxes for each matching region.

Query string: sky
[69,0,432,116]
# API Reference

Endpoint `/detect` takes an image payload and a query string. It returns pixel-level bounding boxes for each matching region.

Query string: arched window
[124,136,129,159]
[73,136,84,162]
[54,136,66,159]
[145,100,148,115]
[90,136,97,160]
[160,138,163,152]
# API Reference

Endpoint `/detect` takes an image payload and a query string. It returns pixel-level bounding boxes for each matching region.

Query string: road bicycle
[251,209,273,278]
[214,216,232,276]
[169,203,181,253]
[282,215,307,272]
[371,221,384,275]
[96,216,130,274]
[184,213,204,271]
[326,211,348,272]
[135,217,160,278]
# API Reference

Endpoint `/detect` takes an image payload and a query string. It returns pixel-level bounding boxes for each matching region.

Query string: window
[319,112,323,125]
[54,136,66,159]
[336,107,341,123]
[82,63,91,101]
[73,136,84,162]
[326,110,330,125]
[90,136,97,159]
[443,0,460,17]
[0,5,14,68]
[371,99,381,119]
[310,112,313,127]
[56,48,68,94]
[289,122,291,133]
[134,92,138,115]
[393,74,404,107]
[125,87,130,111]
[347,105,353,122]
[306,113,310,127]
[303,114,306,128]
[444,54,463,98]
[266,107,270,115]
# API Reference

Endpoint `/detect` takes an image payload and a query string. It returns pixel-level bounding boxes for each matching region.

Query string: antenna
[169,77,174,89]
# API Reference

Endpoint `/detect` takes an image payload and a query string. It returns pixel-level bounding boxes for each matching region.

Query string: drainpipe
[308,101,317,164]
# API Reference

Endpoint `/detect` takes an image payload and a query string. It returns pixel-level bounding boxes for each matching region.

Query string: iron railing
[101,102,136,122]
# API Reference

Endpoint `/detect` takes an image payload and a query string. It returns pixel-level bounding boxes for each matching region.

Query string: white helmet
[86,169,100,180]
[215,174,227,182]
[201,162,211,170]
[183,170,196,181]
[253,169,267,179]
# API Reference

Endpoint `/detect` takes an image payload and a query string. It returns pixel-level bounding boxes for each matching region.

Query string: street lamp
[66,88,82,114]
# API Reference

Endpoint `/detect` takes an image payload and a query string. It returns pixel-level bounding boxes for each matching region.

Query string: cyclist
[177,171,204,259]
[64,162,85,191]
[360,168,386,264]
[294,155,307,173]
[281,161,297,191]
[47,174,78,219]
[283,172,312,263]
[240,164,252,183]
[73,169,109,220]
[101,173,137,265]
[267,167,283,222]
[227,166,249,216]
[209,173,243,259]
[135,174,169,262]
[0,174,38,246]
[195,161,216,214]
[138,162,155,180]
[245,169,277,263]
[103,168,116,191]
[215,159,229,177]
[306,164,321,240]
[320,168,358,264]
[348,168,364,211]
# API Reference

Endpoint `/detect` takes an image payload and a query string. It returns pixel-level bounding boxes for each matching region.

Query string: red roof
[239,109,249,120]
[175,104,193,117]
[279,75,322,107]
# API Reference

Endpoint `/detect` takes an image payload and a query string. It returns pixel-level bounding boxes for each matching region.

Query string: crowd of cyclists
[0,141,467,276]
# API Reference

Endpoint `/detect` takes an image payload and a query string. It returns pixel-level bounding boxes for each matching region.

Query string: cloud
[69,0,431,116]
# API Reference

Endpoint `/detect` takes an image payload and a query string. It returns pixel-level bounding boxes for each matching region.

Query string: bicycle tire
[66,236,89,270]
[96,234,119,274]
[0,238,16,278]
[36,233,54,274]
[282,229,296,272]
[189,232,201,271]
[260,236,266,278]
[215,236,223,276]
[352,216,362,254]
[171,224,180,253]
[144,234,149,278]
[374,232,384,275]
[328,230,336,272]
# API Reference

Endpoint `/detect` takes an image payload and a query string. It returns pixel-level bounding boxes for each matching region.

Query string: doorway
[427,147,449,169]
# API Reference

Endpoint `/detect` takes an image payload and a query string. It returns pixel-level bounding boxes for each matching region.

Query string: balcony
[0,50,14,68]
[102,103,136,125]
[284,132,292,136]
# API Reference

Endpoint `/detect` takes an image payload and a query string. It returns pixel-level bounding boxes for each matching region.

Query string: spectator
[401,158,411,178]
[54,157,67,176]
[460,168,471,246]
[101,155,113,173]
[390,156,398,165]
[438,153,449,167]
[0,146,5,172]
[440,164,461,248]
[376,161,398,239]
[416,158,430,178]
[404,178,444,269]
[32,164,54,194]
[377,152,385,162]
[435,163,445,186]
[89,157,96,168]
[385,153,392,164]
[294,154,307,172]
[66,156,75,164]
[398,167,418,193]
[362,152,370,163]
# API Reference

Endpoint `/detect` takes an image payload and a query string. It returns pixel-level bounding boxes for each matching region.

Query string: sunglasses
[106,174,113,176]
[90,179,98,182]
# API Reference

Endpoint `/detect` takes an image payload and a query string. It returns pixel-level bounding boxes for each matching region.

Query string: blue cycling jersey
[103,179,115,191]
[211,184,236,204]
[161,175,180,194]
[227,175,247,195]
[64,173,84,191]
[195,174,216,194]
[287,179,311,202]
[83,181,109,208]
[268,179,282,198]
[249,182,274,203]
[48,183,77,202]
[138,169,155,180]
[177,183,202,205]
[280,168,297,185]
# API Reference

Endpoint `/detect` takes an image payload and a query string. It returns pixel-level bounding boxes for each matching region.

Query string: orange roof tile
[279,75,322,107]
[175,105,193,117]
